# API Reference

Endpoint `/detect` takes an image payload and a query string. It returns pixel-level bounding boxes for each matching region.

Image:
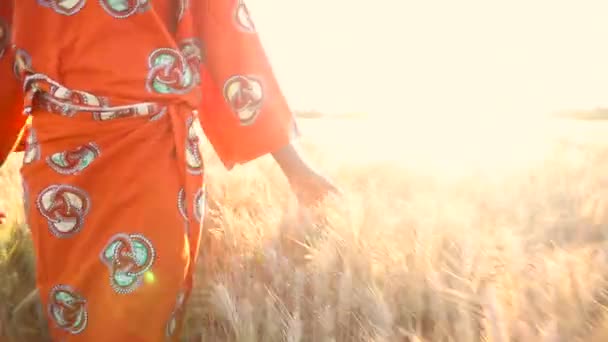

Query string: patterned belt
[27,75,168,121]
[31,90,168,122]
[15,50,168,122]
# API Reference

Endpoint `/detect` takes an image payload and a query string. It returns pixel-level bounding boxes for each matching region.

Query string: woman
[0,1,336,340]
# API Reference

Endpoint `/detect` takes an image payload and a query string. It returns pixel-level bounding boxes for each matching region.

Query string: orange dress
[0,1,296,341]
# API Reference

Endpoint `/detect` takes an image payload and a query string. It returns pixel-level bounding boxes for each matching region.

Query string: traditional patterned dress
[0,1,296,340]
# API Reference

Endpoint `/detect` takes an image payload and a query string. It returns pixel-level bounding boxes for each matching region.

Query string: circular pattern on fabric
[185,116,204,175]
[179,39,203,86]
[146,48,196,95]
[100,233,156,294]
[13,48,32,80]
[99,0,150,19]
[223,75,264,125]
[48,284,88,335]
[234,0,256,33]
[38,0,87,16]
[177,0,189,22]
[37,184,91,238]
[46,143,100,175]
[194,186,206,223]
[23,127,41,165]
[178,188,188,221]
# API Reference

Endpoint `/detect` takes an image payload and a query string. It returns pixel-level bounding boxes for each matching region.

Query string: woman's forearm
[272,142,309,176]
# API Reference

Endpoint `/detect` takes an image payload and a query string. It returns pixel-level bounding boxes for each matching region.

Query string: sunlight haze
[245,0,608,173]
[4,3,608,340]
[248,0,608,119]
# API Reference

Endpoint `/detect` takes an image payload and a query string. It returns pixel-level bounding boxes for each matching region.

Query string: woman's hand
[272,143,339,206]
[285,163,339,206]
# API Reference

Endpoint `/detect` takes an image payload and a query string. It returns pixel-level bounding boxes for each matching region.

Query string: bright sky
[248,0,608,119]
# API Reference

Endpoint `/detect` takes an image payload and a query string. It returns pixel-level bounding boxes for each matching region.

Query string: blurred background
[246,0,608,177]
[4,2,608,341]
[249,0,608,119]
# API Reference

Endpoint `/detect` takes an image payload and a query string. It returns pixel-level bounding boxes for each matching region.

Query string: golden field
[2,117,608,341]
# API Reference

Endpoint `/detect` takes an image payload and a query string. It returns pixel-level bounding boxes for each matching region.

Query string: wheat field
[2,117,608,341]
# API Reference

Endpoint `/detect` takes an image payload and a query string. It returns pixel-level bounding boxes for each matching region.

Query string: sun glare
[248,0,608,173]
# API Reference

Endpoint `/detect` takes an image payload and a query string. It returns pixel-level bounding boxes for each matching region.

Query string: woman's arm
[271,142,309,176]
[189,1,338,203]
[191,0,298,169]
[0,1,26,168]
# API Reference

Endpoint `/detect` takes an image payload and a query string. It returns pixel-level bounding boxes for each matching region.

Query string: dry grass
[2,121,608,341]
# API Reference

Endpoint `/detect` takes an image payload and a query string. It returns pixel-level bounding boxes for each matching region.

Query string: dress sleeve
[192,0,299,169]
[0,2,26,167]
